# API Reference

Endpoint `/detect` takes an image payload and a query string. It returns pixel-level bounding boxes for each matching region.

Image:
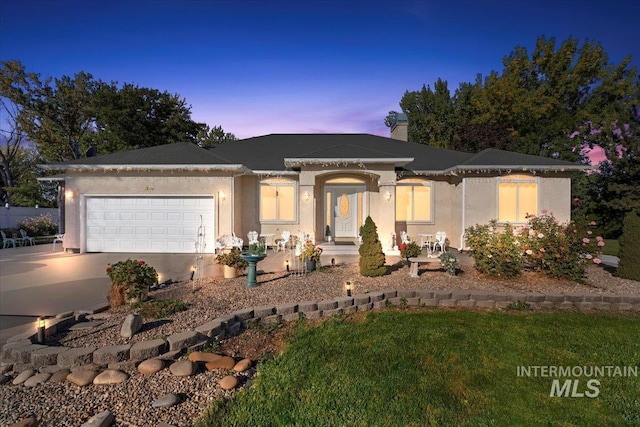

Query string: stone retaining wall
[3,290,640,372]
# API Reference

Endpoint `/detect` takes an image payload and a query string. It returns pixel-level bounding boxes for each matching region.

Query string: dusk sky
[1,0,639,139]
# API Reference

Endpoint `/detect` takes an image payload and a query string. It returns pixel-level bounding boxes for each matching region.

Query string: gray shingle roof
[39,134,587,173]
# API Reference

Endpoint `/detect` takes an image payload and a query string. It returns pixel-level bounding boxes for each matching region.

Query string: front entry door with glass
[329,186,364,238]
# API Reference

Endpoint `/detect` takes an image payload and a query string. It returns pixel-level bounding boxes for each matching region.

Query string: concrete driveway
[0,244,220,343]
[0,244,364,343]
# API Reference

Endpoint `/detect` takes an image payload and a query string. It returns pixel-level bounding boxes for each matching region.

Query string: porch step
[317,242,360,255]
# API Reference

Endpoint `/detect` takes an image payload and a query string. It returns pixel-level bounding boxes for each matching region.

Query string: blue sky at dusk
[1,0,639,139]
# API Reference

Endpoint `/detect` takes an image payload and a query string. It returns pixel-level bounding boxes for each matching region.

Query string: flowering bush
[466,221,523,279]
[517,211,603,281]
[106,259,158,307]
[399,241,421,261]
[300,240,323,263]
[439,252,459,275]
[18,214,58,236]
[466,212,604,282]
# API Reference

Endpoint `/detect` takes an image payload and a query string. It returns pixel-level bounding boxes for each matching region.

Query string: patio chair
[19,229,35,246]
[433,231,447,253]
[247,231,259,245]
[52,233,64,252]
[1,230,17,249]
[400,231,410,245]
[276,231,291,252]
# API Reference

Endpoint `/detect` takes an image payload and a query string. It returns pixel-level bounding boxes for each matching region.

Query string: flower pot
[223,265,238,279]
[305,260,317,272]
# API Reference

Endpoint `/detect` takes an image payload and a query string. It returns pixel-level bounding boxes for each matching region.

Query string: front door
[333,188,360,238]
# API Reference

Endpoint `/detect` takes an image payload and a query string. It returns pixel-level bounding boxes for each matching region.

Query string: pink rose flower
[587,230,592,235]
[593,258,602,264]
[538,233,544,239]
[598,241,605,247]
[525,249,533,255]
[542,209,548,214]
[582,238,590,244]
[590,221,597,226]
[539,248,545,253]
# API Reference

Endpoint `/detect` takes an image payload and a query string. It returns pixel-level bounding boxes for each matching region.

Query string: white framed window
[498,174,538,223]
[260,178,296,222]
[395,179,433,222]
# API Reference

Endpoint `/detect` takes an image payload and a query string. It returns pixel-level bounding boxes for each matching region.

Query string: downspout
[460,178,466,251]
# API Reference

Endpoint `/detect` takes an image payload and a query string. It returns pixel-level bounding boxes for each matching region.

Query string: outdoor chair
[52,233,64,252]
[400,231,410,245]
[276,231,291,252]
[247,231,259,245]
[215,234,243,253]
[18,229,35,246]
[433,231,447,253]
[1,230,17,249]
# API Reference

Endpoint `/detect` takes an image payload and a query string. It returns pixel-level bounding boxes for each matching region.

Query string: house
[39,120,588,254]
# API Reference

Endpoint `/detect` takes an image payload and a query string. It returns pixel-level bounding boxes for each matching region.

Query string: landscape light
[345,281,352,297]
[285,259,290,272]
[37,317,46,344]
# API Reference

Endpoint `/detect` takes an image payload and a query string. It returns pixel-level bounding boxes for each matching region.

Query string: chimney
[390,112,408,141]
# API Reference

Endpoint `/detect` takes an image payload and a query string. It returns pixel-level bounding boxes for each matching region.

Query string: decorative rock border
[2,290,639,373]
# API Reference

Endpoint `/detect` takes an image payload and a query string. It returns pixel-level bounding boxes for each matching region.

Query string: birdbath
[240,253,267,287]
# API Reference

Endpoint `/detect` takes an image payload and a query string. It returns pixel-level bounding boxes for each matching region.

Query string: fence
[0,207,59,230]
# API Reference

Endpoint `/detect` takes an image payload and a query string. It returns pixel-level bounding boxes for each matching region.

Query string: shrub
[466,221,523,279]
[106,259,158,307]
[18,213,58,236]
[517,211,603,281]
[216,248,248,268]
[399,241,421,262]
[617,211,640,281]
[439,252,459,276]
[358,216,387,277]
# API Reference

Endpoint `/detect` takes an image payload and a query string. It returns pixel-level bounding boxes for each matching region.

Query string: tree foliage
[0,60,236,206]
[388,36,640,238]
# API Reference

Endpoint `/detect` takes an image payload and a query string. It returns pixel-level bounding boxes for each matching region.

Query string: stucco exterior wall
[63,172,233,252]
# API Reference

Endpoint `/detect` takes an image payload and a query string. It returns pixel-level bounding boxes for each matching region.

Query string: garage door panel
[86,197,215,253]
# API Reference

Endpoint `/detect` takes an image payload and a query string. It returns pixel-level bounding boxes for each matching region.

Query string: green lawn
[198,310,640,427]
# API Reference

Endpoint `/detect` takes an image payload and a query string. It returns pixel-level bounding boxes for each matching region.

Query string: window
[395,179,433,222]
[260,178,296,221]
[498,174,538,223]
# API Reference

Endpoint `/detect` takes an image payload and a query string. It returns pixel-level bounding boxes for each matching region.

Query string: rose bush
[107,259,158,307]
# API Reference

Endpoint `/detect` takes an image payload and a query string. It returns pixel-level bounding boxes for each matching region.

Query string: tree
[358,216,387,277]
[0,60,38,205]
[197,125,237,147]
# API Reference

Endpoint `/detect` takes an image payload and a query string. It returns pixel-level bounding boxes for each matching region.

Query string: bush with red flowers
[106,259,158,307]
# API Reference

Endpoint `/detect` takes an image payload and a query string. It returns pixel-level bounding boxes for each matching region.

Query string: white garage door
[86,197,215,253]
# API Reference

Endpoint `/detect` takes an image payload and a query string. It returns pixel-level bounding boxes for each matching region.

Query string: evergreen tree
[617,211,640,281]
[358,216,387,277]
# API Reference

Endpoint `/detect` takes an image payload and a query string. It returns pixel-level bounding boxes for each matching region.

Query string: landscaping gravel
[1,259,638,426]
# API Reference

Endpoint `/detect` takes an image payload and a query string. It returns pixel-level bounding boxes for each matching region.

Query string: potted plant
[439,252,459,276]
[325,225,332,243]
[300,240,323,272]
[106,259,158,307]
[216,248,248,279]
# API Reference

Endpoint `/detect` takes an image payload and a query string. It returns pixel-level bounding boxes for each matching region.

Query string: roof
[38,134,588,174]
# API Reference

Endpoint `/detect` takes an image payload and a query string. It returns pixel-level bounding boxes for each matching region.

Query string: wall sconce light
[285,259,290,272]
[303,191,310,202]
[219,191,226,201]
[385,191,392,202]
[345,281,352,297]
[65,190,74,200]
[37,317,46,344]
